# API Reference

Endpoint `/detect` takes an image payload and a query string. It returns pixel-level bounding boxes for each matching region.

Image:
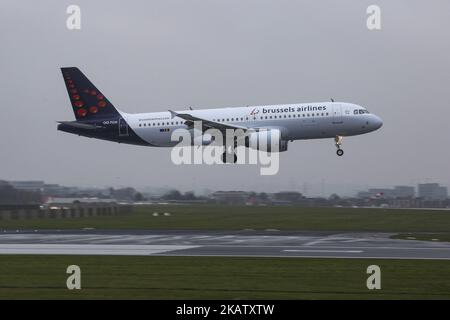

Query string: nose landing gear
[335,136,344,156]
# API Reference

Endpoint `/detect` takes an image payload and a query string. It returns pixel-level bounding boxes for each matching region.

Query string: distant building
[393,186,415,198]
[43,184,80,197]
[109,187,138,201]
[368,188,396,199]
[0,181,42,205]
[212,191,249,205]
[357,186,415,199]
[0,180,9,188]
[356,191,371,199]
[9,180,45,192]
[418,183,448,200]
[391,198,423,208]
[271,191,303,203]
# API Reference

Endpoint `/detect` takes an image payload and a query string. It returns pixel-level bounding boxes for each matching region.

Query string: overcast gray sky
[0,0,449,196]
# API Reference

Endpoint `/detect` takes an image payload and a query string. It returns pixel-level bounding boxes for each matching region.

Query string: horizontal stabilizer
[57,121,104,130]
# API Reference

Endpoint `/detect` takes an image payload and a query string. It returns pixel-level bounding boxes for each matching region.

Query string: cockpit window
[355,109,369,114]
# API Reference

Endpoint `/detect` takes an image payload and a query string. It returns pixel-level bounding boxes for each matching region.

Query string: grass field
[1,205,450,232]
[1,206,449,299]
[0,255,449,299]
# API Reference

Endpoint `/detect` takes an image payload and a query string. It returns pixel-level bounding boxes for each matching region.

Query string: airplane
[58,67,383,161]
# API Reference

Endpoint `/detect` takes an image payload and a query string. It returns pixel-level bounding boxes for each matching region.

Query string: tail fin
[61,67,121,121]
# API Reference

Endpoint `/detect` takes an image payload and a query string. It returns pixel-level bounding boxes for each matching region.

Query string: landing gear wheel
[334,135,344,157]
[222,152,237,163]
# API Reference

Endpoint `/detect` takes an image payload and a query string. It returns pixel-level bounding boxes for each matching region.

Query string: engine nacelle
[191,129,214,146]
[246,129,288,152]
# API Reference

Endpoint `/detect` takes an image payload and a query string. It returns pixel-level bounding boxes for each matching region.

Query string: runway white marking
[303,237,355,246]
[283,249,363,253]
[343,238,368,243]
[0,244,199,256]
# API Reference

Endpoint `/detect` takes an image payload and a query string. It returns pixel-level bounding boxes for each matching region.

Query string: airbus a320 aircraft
[58,67,383,161]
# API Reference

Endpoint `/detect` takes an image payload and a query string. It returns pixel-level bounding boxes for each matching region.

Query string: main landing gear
[222,151,237,163]
[335,135,344,156]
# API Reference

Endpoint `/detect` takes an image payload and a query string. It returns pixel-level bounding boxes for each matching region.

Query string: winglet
[169,110,178,119]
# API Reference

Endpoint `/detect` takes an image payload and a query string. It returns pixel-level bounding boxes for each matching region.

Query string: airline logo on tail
[61,67,119,121]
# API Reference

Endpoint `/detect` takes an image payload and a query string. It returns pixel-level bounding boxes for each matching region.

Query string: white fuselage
[120,102,383,147]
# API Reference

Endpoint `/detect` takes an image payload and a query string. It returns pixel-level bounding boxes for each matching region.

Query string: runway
[1,229,450,260]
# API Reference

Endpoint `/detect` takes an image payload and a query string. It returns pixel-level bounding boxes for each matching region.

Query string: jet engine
[246,129,288,152]
[191,129,214,146]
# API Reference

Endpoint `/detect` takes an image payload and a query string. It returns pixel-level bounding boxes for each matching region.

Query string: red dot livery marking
[77,108,87,117]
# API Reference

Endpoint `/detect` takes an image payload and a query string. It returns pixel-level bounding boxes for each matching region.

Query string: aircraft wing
[169,110,249,132]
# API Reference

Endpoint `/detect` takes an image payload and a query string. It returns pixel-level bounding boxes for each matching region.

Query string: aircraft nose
[372,115,383,130]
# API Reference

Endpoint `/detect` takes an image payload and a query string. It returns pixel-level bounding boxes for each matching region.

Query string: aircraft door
[119,118,129,136]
